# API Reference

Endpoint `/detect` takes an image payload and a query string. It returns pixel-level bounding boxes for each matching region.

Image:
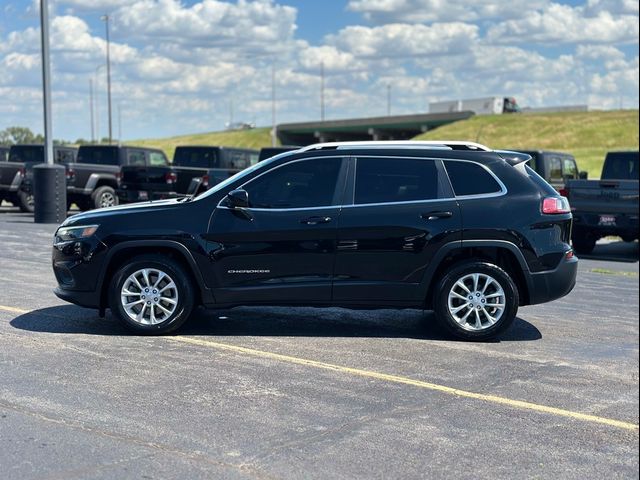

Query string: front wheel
[109,255,195,334]
[434,261,519,341]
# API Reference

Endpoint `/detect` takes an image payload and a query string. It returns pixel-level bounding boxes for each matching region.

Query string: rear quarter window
[444,161,502,196]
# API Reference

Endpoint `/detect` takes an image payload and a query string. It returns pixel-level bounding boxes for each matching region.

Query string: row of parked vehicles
[1,143,638,254]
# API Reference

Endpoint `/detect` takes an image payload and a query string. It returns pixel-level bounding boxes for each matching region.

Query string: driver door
[207,156,348,304]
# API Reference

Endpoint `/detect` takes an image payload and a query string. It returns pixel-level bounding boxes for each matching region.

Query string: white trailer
[429,97,518,115]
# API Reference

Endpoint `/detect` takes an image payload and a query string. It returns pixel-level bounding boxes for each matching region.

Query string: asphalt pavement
[0,205,638,479]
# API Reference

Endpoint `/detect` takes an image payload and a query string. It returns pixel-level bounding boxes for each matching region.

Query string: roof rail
[298,140,491,152]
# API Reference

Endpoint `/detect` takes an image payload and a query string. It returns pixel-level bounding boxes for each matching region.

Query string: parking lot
[0,205,638,479]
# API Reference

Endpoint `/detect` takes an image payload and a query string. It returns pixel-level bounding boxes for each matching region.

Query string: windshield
[194,152,291,201]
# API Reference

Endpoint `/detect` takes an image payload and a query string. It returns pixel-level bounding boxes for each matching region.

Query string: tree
[0,126,42,145]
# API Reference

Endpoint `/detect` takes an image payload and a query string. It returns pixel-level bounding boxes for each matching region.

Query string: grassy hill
[130,127,273,160]
[414,109,639,178]
[133,110,638,178]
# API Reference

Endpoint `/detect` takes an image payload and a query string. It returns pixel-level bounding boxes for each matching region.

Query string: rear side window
[602,152,639,180]
[9,146,43,163]
[173,148,218,168]
[55,149,75,164]
[355,157,439,204]
[77,146,119,165]
[244,158,342,209]
[444,161,502,196]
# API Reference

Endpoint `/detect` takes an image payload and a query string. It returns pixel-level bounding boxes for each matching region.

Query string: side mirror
[579,171,588,179]
[227,189,249,208]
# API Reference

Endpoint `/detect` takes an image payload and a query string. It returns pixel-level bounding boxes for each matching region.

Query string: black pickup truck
[0,144,77,212]
[516,150,586,195]
[67,145,169,210]
[566,151,639,253]
[117,146,258,202]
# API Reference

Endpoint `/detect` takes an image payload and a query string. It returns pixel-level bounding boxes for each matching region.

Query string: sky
[0,0,638,141]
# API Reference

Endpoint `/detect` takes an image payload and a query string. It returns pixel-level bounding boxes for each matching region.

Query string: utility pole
[94,64,104,143]
[320,61,325,121]
[387,83,391,116]
[34,0,66,223]
[89,78,95,142]
[271,63,277,147]
[101,14,113,144]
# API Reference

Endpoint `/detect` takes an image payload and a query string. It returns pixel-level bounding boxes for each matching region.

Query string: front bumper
[54,286,100,309]
[527,255,578,305]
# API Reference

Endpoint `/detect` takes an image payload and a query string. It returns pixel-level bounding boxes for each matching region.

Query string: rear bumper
[572,212,639,238]
[527,255,578,305]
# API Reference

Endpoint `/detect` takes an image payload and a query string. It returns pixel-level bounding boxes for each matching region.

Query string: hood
[61,198,184,227]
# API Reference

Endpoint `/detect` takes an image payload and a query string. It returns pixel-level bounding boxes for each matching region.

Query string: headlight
[55,225,99,242]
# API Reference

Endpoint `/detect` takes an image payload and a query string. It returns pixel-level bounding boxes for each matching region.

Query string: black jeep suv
[52,141,577,340]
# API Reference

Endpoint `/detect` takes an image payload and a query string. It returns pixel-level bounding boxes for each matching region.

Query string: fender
[84,173,117,195]
[419,239,533,302]
[96,239,215,306]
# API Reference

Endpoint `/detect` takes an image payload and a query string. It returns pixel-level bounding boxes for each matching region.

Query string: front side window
[149,152,167,166]
[127,150,146,166]
[548,157,563,180]
[244,158,342,209]
[562,158,578,179]
[444,160,502,196]
[355,157,439,204]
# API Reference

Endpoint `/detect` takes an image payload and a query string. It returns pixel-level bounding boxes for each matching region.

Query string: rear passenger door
[333,156,461,304]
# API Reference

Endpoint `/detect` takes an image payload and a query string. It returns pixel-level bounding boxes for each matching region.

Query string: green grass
[413,110,639,178]
[129,127,274,160]
[590,268,638,277]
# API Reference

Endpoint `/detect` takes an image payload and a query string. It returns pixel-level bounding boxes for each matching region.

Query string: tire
[571,233,596,255]
[17,189,34,213]
[109,254,195,334]
[433,261,519,341]
[620,235,637,243]
[92,186,118,209]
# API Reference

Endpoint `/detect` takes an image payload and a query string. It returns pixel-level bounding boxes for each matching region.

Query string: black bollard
[33,163,67,224]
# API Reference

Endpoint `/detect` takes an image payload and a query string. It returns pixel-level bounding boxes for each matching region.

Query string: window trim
[217,155,348,211]
[442,158,507,200]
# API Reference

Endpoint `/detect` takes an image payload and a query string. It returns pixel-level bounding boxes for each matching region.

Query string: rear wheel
[434,261,519,341]
[92,186,118,209]
[571,233,596,255]
[109,255,195,334]
[17,189,34,213]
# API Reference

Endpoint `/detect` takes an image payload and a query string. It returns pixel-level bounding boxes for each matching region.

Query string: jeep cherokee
[52,141,577,340]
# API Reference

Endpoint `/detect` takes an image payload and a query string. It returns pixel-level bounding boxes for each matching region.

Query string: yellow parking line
[0,305,30,314]
[1,303,637,432]
[170,336,640,432]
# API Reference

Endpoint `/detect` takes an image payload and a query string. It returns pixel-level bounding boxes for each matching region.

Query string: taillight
[66,168,75,181]
[201,174,210,188]
[542,196,571,214]
[558,187,568,197]
[18,167,25,177]
[165,172,177,184]
[115,171,122,185]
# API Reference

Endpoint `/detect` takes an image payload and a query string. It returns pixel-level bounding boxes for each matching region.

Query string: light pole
[94,64,105,143]
[101,14,113,144]
[320,61,325,121]
[89,78,94,142]
[271,63,276,147]
[34,0,66,223]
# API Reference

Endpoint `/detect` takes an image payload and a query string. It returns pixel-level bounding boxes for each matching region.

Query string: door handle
[301,216,332,225]
[421,211,453,220]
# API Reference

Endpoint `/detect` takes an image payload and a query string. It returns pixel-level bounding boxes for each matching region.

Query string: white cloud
[347,0,550,23]
[327,22,478,58]
[487,3,639,44]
